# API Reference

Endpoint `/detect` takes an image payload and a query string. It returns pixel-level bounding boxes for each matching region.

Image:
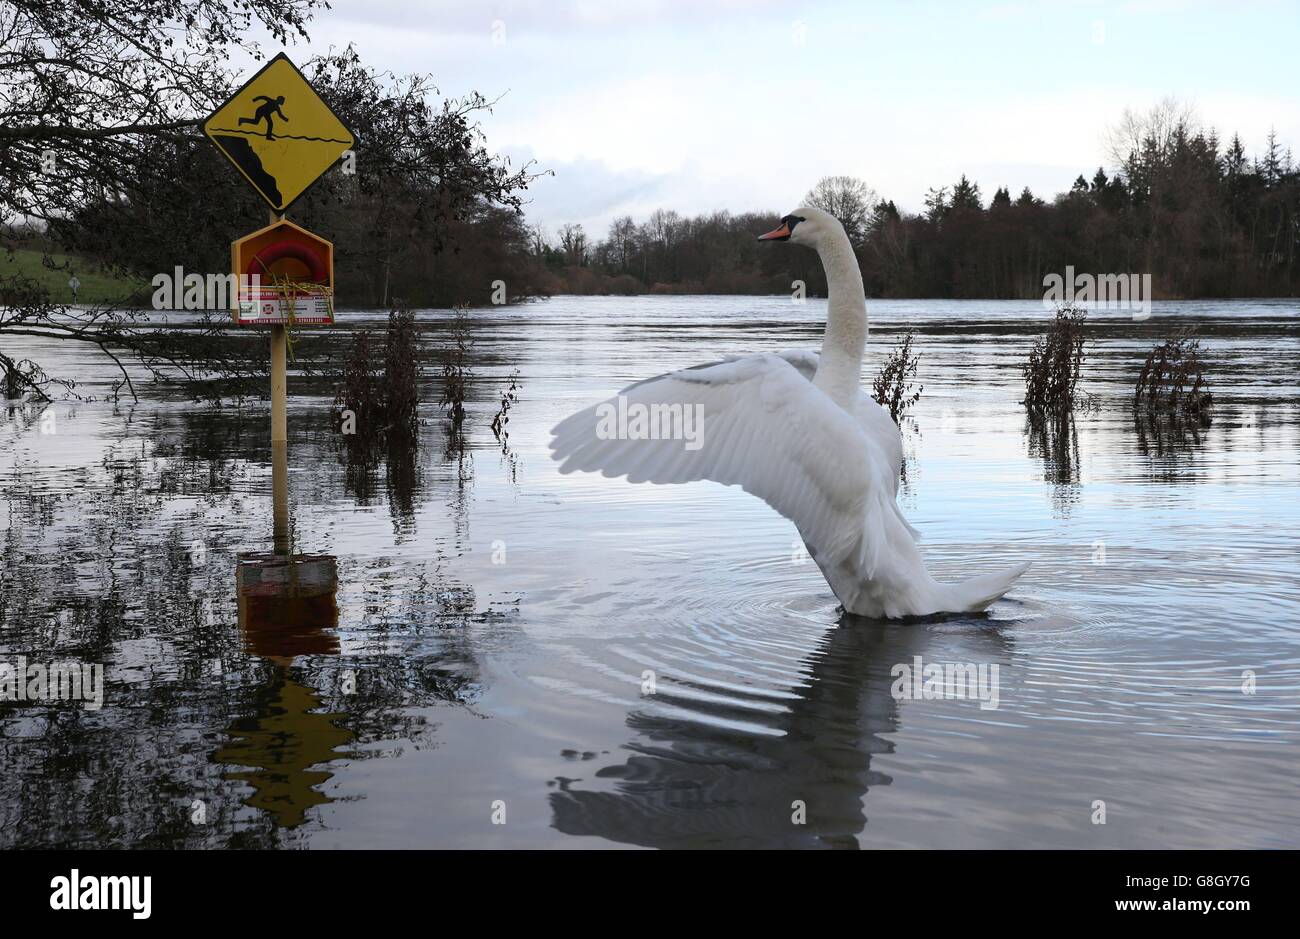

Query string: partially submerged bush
[385,306,419,445]
[334,304,422,450]
[336,329,383,445]
[491,368,520,443]
[1022,305,1094,417]
[1134,332,1212,418]
[871,329,923,423]
[439,306,472,430]
[492,369,522,482]
[1,356,52,401]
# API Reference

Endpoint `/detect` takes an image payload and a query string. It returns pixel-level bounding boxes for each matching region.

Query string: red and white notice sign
[235,289,334,325]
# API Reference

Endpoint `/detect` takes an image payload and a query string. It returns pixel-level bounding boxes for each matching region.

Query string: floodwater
[1,295,1297,849]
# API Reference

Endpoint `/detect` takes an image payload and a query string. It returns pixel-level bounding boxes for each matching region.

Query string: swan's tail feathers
[940,562,1030,613]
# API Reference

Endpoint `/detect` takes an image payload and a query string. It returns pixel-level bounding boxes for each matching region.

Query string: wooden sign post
[270,210,288,446]
[270,212,288,551]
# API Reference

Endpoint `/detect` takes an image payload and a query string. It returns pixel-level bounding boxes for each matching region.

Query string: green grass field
[2,248,146,304]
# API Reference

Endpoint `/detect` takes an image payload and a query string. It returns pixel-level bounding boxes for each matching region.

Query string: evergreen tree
[951,174,983,211]
[924,186,950,223]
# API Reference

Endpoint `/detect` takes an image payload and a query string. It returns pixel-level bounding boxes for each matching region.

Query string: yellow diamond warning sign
[203,53,354,212]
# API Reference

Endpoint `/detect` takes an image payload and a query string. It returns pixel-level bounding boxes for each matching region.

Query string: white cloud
[327,0,795,35]
[277,0,1300,225]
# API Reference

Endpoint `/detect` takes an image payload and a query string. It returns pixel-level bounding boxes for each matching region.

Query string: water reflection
[216,670,352,828]
[441,426,475,543]
[0,403,485,846]
[1025,413,1081,512]
[1133,409,1211,459]
[4,298,1297,848]
[338,433,425,537]
[217,554,348,828]
[549,615,1014,849]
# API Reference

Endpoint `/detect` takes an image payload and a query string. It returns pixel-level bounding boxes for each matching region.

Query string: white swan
[549,206,1028,618]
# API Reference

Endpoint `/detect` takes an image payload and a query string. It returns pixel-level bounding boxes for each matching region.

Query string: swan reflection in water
[549,615,1015,849]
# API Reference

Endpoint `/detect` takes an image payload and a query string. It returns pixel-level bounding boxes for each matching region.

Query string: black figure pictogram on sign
[238,95,289,140]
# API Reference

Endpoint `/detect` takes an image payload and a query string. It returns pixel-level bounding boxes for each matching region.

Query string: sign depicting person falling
[203,53,354,211]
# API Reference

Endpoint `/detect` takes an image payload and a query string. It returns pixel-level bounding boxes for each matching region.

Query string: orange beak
[756,221,792,242]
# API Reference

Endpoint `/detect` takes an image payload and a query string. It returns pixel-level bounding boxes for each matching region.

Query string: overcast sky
[267,0,1299,237]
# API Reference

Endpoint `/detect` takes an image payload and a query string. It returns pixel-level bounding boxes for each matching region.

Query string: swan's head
[756,206,841,248]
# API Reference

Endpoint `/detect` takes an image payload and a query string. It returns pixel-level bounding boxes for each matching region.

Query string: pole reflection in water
[272,440,291,555]
[217,467,352,828]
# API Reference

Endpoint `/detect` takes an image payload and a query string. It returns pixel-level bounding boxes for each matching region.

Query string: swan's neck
[813,231,867,406]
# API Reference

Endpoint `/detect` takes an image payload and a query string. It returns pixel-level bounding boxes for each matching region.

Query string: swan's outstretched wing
[775,349,903,494]
[549,353,903,569]
[773,348,820,380]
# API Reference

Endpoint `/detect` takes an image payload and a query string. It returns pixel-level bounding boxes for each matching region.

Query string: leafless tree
[803,175,879,244]
[0,0,322,230]
[1104,96,1198,169]
[558,223,588,266]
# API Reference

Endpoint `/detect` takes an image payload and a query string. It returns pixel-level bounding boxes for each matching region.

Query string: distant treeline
[531,112,1300,300]
[30,100,1300,306]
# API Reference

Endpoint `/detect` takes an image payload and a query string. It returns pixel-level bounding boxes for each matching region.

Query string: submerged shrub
[1,357,48,401]
[871,329,923,423]
[385,306,419,444]
[492,368,522,482]
[335,330,383,444]
[1022,305,1093,417]
[491,368,520,443]
[439,306,473,430]
[1134,332,1212,418]
[334,304,422,450]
